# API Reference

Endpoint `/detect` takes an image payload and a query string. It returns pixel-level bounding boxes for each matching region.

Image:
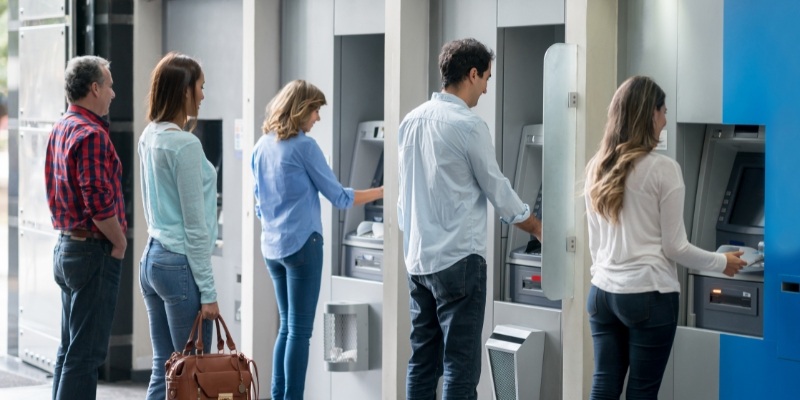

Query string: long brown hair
[147,52,203,131]
[587,76,666,224]
[262,80,327,140]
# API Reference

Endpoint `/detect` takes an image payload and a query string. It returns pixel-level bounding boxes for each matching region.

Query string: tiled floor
[0,356,148,399]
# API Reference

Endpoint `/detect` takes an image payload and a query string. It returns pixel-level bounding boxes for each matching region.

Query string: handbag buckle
[219,394,233,400]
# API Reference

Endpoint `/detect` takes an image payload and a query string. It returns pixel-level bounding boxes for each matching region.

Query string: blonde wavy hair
[262,80,327,140]
[587,76,665,224]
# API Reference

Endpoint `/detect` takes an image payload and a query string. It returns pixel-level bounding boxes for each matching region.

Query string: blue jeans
[406,254,487,400]
[587,285,679,400]
[265,232,323,400]
[139,238,211,400]
[52,234,122,400]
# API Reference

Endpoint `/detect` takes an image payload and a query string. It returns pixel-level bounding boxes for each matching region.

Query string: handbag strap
[182,311,222,355]
[248,358,260,400]
[215,315,238,352]
[182,311,204,355]
[214,318,225,352]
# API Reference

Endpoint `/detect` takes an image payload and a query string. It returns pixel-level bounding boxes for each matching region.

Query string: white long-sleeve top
[585,152,726,294]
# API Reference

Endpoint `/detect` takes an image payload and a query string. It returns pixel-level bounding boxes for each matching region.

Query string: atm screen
[729,167,765,228]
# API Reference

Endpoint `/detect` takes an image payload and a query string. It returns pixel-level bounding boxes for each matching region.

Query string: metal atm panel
[341,121,384,282]
[693,275,763,337]
[687,125,765,336]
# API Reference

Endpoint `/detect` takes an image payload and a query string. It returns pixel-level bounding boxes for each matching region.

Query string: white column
[383,1,430,399]
[563,0,618,399]
[242,0,281,397]
[132,0,163,375]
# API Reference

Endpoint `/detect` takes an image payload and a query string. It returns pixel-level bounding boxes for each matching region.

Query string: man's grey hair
[64,56,111,103]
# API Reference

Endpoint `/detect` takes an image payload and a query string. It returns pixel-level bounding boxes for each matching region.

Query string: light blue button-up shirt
[398,92,530,275]
[252,131,355,260]
[139,121,218,303]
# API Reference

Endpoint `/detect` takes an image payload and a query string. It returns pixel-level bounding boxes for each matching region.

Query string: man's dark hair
[438,38,495,89]
[64,56,110,103]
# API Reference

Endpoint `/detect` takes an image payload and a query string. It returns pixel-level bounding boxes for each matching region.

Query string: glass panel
[19,0,67,21]
[19,127,54,230]
[541,43,577,301]
[19,24,67,123]
[18,227,61,373]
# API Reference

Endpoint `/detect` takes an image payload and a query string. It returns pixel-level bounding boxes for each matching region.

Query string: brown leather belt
[62,229,108,241]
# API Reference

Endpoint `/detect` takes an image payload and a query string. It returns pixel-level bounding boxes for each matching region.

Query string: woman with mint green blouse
[138,52,219,400]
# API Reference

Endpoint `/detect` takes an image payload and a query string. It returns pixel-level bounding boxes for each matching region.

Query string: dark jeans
[139,237,211,400]
[265,232,323,400]
[52,234,122,400]
[587,285,679,400]
[406,254,487,400]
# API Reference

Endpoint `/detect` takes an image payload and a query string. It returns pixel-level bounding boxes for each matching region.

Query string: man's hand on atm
[516,215,542,243]
[722,250,747,277]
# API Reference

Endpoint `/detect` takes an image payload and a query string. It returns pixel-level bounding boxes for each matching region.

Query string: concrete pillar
[562,1,618,399]
[241,0,281,397]
[383,1,430,399]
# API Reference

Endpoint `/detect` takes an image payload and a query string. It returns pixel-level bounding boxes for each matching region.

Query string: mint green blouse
[138,121,218,303]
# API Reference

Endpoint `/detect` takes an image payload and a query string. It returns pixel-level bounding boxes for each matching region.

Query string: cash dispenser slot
[709,287,753,309]
[694,275,762,336]
[510,264,561,309]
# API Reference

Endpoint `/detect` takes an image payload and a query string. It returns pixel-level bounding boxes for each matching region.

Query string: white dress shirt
[398,92,530,275]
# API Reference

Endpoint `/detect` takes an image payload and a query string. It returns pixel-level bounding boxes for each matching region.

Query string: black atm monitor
[192,119,223,196]
[193,119,224,237]
[717,152,765,236]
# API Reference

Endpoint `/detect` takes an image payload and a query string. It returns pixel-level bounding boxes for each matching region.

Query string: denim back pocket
[430,259,469,303]
[613,292,651,326]
[149,254,190,305]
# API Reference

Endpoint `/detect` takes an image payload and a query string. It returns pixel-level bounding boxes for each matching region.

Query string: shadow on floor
[0,356,148,399]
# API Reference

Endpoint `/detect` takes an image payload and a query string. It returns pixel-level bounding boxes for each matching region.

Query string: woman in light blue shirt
[252,80,383,400]
[138,52,219,400]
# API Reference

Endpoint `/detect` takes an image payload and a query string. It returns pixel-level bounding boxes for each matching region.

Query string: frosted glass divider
[541,43,577,301]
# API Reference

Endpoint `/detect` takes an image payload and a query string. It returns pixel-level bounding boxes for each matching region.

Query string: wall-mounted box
[324,302,369,372]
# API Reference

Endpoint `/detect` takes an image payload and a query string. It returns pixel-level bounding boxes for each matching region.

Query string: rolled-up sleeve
[466,122,529,224]
[76,131,118,221]
[303,141,355,210]
[251,151,262,220]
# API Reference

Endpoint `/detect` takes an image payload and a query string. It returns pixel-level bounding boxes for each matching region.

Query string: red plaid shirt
[45,105,127,234]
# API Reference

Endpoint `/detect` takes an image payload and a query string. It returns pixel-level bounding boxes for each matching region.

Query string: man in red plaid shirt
[44,55,127,400]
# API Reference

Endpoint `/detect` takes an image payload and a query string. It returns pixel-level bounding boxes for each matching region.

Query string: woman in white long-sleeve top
[138,52,220,400]
[584,76,747,400]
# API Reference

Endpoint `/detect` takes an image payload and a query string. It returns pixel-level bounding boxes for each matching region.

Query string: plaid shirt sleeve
[75,127,119,222]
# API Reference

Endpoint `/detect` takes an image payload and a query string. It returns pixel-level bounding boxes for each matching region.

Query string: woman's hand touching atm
[722,250,747,276]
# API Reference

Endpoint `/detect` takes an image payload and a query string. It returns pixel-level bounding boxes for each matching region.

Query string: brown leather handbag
[165,313,259,399]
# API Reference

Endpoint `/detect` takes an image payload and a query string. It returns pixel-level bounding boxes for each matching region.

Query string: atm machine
[341,121,385,281]
[687,124,766,337]
[493,124,563,400]
[504,125,560,309]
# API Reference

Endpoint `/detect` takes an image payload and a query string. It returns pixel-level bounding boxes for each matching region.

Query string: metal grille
[323,313,359,363]
[488,348,517,400]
